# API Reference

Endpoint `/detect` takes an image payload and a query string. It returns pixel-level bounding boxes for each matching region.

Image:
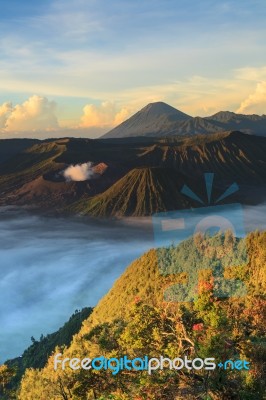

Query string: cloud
[0,208,153,362]
[79,101,130,128]
[0,0,266,123]
[236,81,266,114]
[235,66,266,82]
[0,102,12,128]
[114,107,131,125]
[3,95,59,132]
[107,75,252,117]
[63,162,96,181]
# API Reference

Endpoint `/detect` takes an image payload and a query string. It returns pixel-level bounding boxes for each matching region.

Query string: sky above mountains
[0,0,266,137]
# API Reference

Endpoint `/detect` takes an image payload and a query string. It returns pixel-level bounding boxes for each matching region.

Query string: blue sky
[0,0,266,137]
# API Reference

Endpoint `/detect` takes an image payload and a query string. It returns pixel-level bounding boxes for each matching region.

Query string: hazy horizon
[1,100,266,140]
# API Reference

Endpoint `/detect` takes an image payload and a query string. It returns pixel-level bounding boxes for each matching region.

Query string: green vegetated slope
[15,231,266,400]
[2,308,93,397]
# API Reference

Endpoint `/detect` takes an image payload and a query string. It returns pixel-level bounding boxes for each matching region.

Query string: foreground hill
[0,131,266,215]
[14,231,266,399]
[102,101,266,138]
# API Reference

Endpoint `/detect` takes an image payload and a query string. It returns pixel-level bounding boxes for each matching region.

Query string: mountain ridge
[69,167,194,217]
[1,131,266,216]
[102,101,266,138]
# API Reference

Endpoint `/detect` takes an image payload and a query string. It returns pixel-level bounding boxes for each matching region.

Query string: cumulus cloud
[63,162,96,181]
[236,81,266,114]
[114,107,131,125]
[0,102,12,128]
[80,101,130,128]
[0,95,59,132]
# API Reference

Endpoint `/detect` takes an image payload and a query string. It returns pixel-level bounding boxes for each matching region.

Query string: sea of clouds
[0,208,153,363]
[0,203,265,363]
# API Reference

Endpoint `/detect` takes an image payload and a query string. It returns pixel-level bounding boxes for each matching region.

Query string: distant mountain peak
[140,101,188,116]
[102,101,192,139]
[207,111,237,122]
[212,111,236,117]
[102,102,266,139]
[207,110,266,128]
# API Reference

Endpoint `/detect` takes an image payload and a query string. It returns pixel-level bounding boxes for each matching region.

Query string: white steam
[63,162,96,182]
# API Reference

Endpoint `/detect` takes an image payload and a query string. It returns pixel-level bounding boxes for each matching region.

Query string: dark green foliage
[157,232,247,301]
[16,232,266,399]
[5,307,92,393]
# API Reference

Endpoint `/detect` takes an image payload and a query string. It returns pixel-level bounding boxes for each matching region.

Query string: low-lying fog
[0,208,154,363]
[0,204,265,363]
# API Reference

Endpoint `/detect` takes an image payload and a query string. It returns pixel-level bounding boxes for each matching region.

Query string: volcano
[102,102,266,138]
[102,101,192,138]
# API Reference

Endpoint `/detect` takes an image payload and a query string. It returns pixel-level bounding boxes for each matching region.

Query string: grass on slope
[69,167,194,217]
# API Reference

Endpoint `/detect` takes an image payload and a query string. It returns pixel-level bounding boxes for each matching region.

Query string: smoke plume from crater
[63,162,96,182]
